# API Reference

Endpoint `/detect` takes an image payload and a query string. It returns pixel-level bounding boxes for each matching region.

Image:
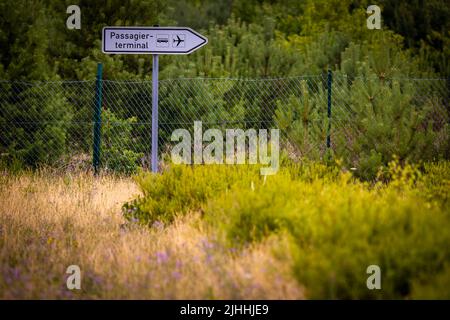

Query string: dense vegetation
[1,1,449,299]
[1,0,449,79]
[0,0,450,80]
[124,160,450,298]
[0,0,449,177]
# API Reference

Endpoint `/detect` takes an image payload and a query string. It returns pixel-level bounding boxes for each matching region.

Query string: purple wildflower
[155,251,169,264]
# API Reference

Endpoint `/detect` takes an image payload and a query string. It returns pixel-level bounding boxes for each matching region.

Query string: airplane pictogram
[173,35,185,47]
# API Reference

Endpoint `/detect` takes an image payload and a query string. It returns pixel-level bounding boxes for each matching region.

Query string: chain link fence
[0,73,448,175]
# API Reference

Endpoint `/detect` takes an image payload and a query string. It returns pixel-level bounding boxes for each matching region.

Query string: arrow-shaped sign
[102,27,208,55]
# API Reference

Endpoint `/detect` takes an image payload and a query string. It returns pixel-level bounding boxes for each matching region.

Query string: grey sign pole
[151,54,159,173]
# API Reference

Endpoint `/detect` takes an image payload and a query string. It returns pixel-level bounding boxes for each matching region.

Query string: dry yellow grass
[0,170,303,299]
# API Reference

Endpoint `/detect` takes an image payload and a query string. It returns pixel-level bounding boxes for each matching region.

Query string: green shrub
[123,164,263,225]
[124,161,450,298]
[415,161,450,207]
[203,161,450,298]
[101,109,143,174]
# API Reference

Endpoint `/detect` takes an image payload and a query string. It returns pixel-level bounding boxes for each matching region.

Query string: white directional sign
[102,27,208,55]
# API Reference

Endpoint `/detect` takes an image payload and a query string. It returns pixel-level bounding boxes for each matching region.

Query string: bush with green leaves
[123,164,263,225]
[124,161,450,298]
[272,31,448,179]
[0,84,72,167]
[275,80,328,159]
[332,75,448,179]
[1,1,448,174]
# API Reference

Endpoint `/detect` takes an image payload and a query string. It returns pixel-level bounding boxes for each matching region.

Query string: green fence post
[326,69,332,151]
[93,63,103,175]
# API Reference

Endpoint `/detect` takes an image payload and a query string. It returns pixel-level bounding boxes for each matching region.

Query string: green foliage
[332,76,447,179]
[123,164,262,224]
[0,84,72,167]
[1,0,447,80]
[207,162,450,299]
[124,161,450,298]
[271,29,447,179]
[0,0,448,172]
[275,81,328,159]
[415,161,450,207]
[377,0,450,74]
[0,0,56,80]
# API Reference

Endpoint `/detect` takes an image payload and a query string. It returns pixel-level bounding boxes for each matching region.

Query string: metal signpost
[102,26,208,172]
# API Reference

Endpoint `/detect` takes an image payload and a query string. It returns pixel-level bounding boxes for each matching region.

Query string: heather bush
[125,160,450,298]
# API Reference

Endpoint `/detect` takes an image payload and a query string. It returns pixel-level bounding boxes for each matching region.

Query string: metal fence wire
[0,73,449,174]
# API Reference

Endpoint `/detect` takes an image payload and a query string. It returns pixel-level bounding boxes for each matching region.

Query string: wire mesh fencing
[0,73,448,175]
